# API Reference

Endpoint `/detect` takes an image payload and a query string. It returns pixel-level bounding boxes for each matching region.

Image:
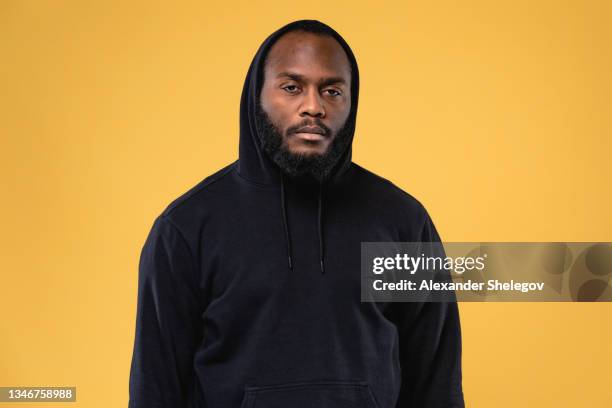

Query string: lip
[294,126,326,135]
[294,132,326,141]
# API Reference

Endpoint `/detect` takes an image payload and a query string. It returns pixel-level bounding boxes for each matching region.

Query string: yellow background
[1,1,611,407]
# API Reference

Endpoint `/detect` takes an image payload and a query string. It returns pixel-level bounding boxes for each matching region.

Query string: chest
[197,193,400,315]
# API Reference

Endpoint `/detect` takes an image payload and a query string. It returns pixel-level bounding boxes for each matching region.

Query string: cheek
[331,104,351,131]
[268,102,295,131]
[261,91,293,128]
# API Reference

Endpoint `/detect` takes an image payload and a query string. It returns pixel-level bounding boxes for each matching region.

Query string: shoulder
[157,161,238,227]
[349,162,429,218]
[349,162,440,240]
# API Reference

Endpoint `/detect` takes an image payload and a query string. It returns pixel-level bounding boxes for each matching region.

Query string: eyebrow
[276,71,348,87]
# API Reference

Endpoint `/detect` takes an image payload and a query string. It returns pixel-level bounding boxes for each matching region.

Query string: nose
[299,87,326,118]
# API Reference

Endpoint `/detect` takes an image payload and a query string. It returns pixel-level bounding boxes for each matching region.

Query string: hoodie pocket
[239,380,381,408]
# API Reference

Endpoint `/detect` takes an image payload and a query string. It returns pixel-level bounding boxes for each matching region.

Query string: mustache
[286,119,331,137]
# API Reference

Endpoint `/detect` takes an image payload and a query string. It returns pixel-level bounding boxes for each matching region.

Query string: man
[129,19,464,408]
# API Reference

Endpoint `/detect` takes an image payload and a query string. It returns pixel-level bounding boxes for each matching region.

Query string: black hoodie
[129,20,464,408]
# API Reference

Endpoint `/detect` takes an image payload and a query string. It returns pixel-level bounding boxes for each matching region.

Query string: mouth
[293,132,326,142]
[291,126,328,142]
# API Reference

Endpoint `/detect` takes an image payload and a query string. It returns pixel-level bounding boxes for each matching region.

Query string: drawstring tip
[320,259,325,274]
[288,256,293,272]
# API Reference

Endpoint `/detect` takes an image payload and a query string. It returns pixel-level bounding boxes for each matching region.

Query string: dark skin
[260,31,352,157]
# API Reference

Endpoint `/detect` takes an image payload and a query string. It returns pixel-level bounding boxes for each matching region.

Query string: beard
[255,102,353,183]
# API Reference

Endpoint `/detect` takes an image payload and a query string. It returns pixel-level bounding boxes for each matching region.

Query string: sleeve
[128,215,204,408]
[387,212,465,407]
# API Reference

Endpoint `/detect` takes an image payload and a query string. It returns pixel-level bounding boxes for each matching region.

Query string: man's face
[257,31,352,181]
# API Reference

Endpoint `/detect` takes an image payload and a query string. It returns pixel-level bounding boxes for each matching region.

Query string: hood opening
[237,20,360,274]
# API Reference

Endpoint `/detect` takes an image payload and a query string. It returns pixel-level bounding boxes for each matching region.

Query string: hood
[237,19,360,186]
[236,19,360,275]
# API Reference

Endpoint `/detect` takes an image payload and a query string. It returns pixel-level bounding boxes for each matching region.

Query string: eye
[282,85,300,94]
[325,89,342,97]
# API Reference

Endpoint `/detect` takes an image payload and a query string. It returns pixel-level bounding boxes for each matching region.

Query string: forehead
[264,31,351,80]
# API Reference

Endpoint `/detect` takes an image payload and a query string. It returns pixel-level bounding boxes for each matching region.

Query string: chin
[286,143,329,157]
[292,148,326,157]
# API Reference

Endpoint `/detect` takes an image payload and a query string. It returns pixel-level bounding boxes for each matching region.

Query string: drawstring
[318,181,325,274]
[278,174,326,274]
[280,173,293,272]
